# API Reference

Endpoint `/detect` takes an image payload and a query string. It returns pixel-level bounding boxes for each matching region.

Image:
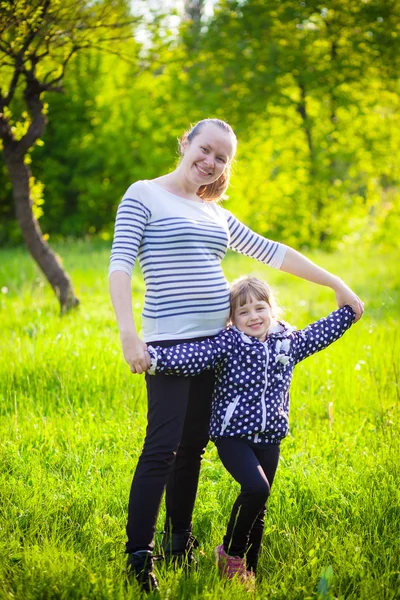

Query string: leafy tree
[0,0,136,310]
[171,0,400,247]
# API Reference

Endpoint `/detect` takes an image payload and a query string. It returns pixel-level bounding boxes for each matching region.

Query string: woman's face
[180,124,235,187]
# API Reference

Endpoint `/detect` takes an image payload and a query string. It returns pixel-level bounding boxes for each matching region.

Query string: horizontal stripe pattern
[224,210,283,269]
[109,181,286,340]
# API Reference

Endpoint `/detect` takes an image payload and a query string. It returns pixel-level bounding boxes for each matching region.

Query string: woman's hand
[334,282,364,322]
[120,331,151,374]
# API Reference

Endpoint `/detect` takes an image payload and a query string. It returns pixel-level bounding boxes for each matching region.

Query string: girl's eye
[217,157,226,163]
[201,146,208,152]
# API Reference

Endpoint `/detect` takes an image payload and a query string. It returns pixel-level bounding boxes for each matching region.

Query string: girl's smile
[232,296,274,342]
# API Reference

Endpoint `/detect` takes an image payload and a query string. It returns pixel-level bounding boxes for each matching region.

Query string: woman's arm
[109,271,150,374]
[225,211,364,321]
[280,248,364,322]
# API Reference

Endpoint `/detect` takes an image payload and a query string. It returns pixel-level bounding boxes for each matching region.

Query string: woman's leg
[126,371,191,553]
[164,369,214,533]
[216,438,280,562]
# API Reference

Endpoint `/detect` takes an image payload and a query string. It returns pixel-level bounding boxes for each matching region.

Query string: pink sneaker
[214,545,256,591]
[214,544,247,579]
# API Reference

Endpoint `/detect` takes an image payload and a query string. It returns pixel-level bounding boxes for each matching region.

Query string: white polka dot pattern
[147,306,355,444]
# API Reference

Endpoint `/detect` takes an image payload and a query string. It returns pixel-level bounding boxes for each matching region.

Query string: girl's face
[180,123,235,187]
[232,296,273,342]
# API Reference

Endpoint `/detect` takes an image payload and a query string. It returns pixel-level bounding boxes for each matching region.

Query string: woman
[109,118,363,592]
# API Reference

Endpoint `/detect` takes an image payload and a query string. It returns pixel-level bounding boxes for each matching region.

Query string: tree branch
[0,109,16,147]
[0,58,24,109]
[16,78,47,157]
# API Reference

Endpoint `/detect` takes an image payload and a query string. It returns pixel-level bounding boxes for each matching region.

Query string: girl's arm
[109,271,150,374]
[292,305,355,364]
[280,248,364,322]
[147,330,233,376]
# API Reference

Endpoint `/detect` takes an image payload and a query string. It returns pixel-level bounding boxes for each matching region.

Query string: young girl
[145,276,356,586]
[109,118,363,592]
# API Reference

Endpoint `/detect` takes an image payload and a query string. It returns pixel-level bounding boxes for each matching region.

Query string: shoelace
[186,534,199,550]
[152,554,164,562]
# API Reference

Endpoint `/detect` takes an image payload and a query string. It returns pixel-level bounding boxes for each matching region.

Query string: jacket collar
[230,321,296,344]
[267,321,297,339]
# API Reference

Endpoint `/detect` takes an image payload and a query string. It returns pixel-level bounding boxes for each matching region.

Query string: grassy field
[0,241,399,600]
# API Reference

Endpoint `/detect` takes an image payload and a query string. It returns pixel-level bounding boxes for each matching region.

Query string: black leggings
[215,437,280,572]
[126,337,214,553]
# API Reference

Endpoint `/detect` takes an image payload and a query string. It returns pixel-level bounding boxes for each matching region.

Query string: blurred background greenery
[1,0,399,252]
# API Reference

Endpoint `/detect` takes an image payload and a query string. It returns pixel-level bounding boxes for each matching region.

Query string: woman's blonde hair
[179,118,237,202]
[229,276,281,321]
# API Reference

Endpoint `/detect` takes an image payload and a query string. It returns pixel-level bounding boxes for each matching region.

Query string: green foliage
[0,0,399,249]
[0,244,399,599]
[0,0,137,244]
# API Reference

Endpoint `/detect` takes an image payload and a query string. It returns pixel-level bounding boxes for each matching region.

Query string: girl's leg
[164,369,214,533]
[245,506,266,573]
[216,438,280,561]
[126,372,191,553]
[246,444,280,572]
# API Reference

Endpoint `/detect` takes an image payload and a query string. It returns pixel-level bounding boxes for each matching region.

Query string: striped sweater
[109,180,287,342]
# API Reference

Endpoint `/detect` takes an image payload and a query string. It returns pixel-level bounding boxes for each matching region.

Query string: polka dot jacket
[147,305,355,444]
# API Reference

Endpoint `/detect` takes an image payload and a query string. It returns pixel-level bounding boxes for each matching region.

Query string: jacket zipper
[220,395,241,435]
[255,343,270,442]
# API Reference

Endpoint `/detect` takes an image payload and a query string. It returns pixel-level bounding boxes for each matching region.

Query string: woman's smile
[195,163,213,176]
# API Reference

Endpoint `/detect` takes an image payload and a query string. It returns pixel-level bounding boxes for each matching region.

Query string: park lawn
[0,241,399,600]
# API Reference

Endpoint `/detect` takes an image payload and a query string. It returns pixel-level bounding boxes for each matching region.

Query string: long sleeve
[147,330,234,376]
[292,305,355,364]
[224,210,287,269]
[109,188,152,278]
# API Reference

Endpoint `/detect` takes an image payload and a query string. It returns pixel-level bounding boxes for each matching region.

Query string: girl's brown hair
[229,276,280,321]
[180,119,237,203]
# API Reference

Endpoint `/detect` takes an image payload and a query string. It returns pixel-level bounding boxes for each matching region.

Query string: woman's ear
[180,135,188,155]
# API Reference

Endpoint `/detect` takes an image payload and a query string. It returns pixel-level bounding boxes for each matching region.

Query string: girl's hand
[334,282,364,322]
[120,331,151,374]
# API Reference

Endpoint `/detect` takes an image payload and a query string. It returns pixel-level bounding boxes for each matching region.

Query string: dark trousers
[126,337,214,553]
[215,437,280,572]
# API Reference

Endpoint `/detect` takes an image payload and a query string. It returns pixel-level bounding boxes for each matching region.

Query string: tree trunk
[184,0,205,23]
[2,145,79,313]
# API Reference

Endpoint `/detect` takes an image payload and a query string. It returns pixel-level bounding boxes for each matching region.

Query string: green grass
[0,240,399,599]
